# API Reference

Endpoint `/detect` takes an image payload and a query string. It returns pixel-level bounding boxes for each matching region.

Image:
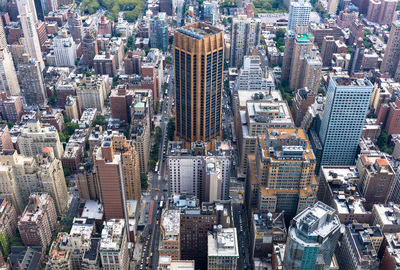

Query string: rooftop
[290,202,340,246]
[100,219,125,251]
[333,76,373,87]
[161,210,180,235]
[208,227,239,258]
[179,22,222,39]
[384,233,400,267]
[373,203,400,226]
[81,200,104,220]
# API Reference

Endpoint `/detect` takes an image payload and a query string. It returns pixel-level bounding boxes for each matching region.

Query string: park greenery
[81,0,145,22]
[274,28,286,52]
[252,0,286,14]
[377,129,394,154]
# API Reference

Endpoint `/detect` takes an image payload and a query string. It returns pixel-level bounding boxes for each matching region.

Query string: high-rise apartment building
[37,147,69,215]
[53,31,77,67]
[0,198,18,252]
[0,93,23,123]
[76,74,108,111]
[124,51,142,75]
[99,219,129,269]
[0,48,20,96]
[150,13,168,52]
[247,128,318,220]
[319,77,373,166]
[207,227,239,270]
[302,47,323,93]
[327,0,339,14]
[336,223,382,269]
[95,141,126,220]
[356,154,394,210]
[234,56,275,91]
[348,38,365,75]
[18,3,44,70]
[17,119,64,160]
[283,201,341,269]
[18,193,57,248]
[167,141,231,202]
[289,31,316,91]
[68,8,83,43]
[230,15,260,67]
[381,21,400,81]
[81,31,98,68]
[320,36,336,66]
[287,0,311,31]
[174,23,224,148]
[18,54,46,106]
[281,30,296,81]
[112,134,142,201]
[367,0,397,25]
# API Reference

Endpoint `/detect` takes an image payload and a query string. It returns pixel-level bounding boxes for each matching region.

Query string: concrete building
[0,93,23,123]
[327,0,338,14]
[203,1,219,25]
[0,125,13,151]
[158,257,195,270]
[336,222,382,269]
[112,134,142,201]
[381,21,400,81]
[249,211,286,260]
[149,13,168,52]
[291,88,316,127]
[287,0,311,31]
[302,47,323,93]
[234,90,293,177]
[41,107,64,132]
[207,227,239,270]
[348,38,365,75]
[178,199,233,269]
[68,8,83,43]
[367,0,397,25]
[93,52,117,77]
[0,47,20,96]
[65,96,80,120]
[230,15,260,67]
[371,203,400,233]
[18,3,44,70]
[318,166,371,224]
[18,193,57,248]
[234,56,275,92]
[81,31,98,68]
[167,141,231,202]
[247,128,318,221]
[356,154,395,210]
[384,98,400,136]
[76,74,109,111]
[95,141,126,220]
[124,51,142,75]
[380,233,400,270]
[8,246,43,270]
[0,198,18,252]
[99,219,129,269]
[130,90,152,173]
[98,16,113,36]
[17,120,64,159]
[321,36,336,67]
[319,77,373,166]
[174,23,224,148]
[46,233,71,270]
[18,54,46,106]
[159,209,180,260]
[53,31,76,67]
[283,202,341,269]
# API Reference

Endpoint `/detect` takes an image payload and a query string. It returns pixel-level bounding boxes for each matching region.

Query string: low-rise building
[159,210,180,260]
[249,211,286,260]
[336,222,383,269]
[207,227,239,270]
[158,256,195,270]
[99,219,129,269]
[371,203,400,233]
[318,166,371,224]
[380,233,400,270]
[46,233,71,270]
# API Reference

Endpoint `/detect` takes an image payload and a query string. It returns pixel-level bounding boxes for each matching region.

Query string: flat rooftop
[208,227,239,258]
[179,22,222,39]
[162,210,180,235]
[333,76,373,87]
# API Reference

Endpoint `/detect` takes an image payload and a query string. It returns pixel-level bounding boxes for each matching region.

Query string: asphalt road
[233,203,250,270]
[137,70,173,269]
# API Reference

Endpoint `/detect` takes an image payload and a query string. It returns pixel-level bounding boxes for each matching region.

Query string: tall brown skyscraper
[381,21,400,81]
[95,141,126,219]
[174,23,224,148]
